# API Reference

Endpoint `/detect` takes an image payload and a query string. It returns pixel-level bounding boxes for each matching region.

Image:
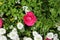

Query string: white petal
[0,35,7,40]
[25,9,30,14]
[53,34,58,38]
[57,26,60,31]
[0,28,6,35]
[32,31,42,40]
[17,0,20,3]
[46,32,54,39]
[12,28,17,33]
[53,38,59,40]
[22,6,28,11]
[32,31,39,37]
[7,28,19,40]
[17,22,24,30]
[22,6,30,13]
[34,36,42,40]
[7,33,18,39]
[12,37,20,40]
[23,37,32,40]
[53,34,59,40]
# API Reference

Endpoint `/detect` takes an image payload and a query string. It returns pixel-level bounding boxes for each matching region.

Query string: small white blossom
[7,28,20,40]
[53,34,59,40]
[53,37,59,40]
[23,37,32,40]
[57,26,60,31]
[0,35,7,40]
[46,32,54,39]
[53,34,58,38]
[32,31,42,40]
[17,22,24,30]
[0,28,6,35]
[22,6,30,13]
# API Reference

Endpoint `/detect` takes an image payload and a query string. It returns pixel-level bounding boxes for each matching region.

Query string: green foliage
[0,0,60,39]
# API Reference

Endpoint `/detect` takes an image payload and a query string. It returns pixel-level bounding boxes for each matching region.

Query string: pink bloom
[0,18,3,28]
[23,11,37,26]
[46,38,52,40]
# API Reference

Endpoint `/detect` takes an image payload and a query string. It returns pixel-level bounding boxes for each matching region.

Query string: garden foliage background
[0,0,60,40]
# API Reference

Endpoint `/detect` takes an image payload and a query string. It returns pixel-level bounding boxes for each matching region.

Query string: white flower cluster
[23,31,43,40]
[32,31,42,40]
[7,22,24,40]
[0,22,59,40]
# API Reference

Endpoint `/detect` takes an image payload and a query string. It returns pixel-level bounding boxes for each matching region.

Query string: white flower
[53,34,59,40]
[7,28,20,40]
[53,34,58,38]
[22,6,30,13]
[57,26,60,31]
[32,31,42,40]
[17,22,24,30]
[0,35,7,40]
[46,32,54,39]
[0,28,6,35]
[53,37,59,40]
[23,37,32,40]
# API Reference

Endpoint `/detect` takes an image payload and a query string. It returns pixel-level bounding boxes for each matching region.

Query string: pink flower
[0,18,3,28]
[46,38,52,40]
[23,11,37,26]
